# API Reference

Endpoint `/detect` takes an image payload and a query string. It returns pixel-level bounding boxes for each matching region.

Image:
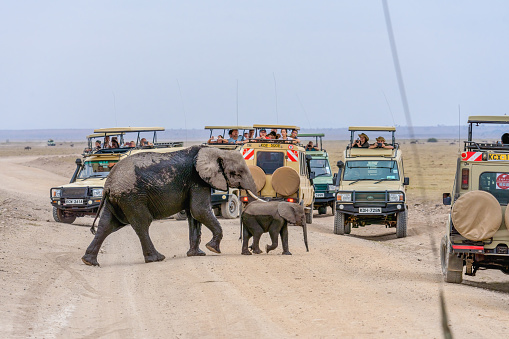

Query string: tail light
[241,196,249,202]
[286,198,296,203]
[461,168,469,189]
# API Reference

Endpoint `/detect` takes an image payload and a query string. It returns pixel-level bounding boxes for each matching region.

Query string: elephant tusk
[247,189,267,203]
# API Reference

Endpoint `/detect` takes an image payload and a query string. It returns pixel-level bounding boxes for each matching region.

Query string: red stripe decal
[452,245,484,250]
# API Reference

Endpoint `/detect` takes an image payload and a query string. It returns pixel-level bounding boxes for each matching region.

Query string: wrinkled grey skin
[241,201,309,255]
[82,145,257,266]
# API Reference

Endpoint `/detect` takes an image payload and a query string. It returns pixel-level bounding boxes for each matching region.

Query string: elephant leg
[280,224,291,255]
[82,206,126,266]
[187,210,206,256]
[241,222,253,255]
[190,206,223,254]
[266,226,280,254]
[128,208,165,263]
[250,228,264,254]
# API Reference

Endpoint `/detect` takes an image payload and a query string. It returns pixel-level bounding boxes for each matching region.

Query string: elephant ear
[278,202,299,224]
[195,147,228,191]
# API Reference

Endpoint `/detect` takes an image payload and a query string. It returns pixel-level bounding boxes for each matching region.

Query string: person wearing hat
[352,133,370,148]
[256,128,268,139]
[369,136,394,149]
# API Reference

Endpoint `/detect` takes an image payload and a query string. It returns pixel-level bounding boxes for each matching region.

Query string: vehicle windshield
[78,160,118,179]
[479,172,509,205]
[343,160,399,181]
[310,159,331,177]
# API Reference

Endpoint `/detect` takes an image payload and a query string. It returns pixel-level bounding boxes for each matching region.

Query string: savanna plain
[0,140,508,338]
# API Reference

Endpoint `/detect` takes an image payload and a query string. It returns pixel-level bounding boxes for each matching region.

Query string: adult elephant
[82,145,257,266]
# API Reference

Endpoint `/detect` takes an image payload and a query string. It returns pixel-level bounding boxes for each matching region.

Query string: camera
[377,142,382,147]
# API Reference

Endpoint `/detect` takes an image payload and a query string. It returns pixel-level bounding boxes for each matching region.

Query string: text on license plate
[315,193,325,198]
[359,207,382,214]
[65,199,84,205]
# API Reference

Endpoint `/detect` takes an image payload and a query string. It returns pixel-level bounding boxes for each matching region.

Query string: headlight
[337,193,352,202]
[389,193,404,202]
[328,185,337,191]
[92,188,104,197]
[51,189,61,198]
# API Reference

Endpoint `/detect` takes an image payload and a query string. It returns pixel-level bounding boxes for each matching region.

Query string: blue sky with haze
[1,1,508,130]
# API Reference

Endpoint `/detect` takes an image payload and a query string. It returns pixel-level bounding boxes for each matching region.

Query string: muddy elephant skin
[82,145,257,266]
[241,201,309,255]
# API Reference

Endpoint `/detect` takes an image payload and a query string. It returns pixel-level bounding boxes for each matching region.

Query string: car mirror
[403,177,409,185]
[309,171,316,180]
[75,158,82,165]
[443,193,451,205]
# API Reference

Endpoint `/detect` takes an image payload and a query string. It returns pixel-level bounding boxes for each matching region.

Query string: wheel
[334,212,345,235]
[396,209,407,238]
[305,209,313,224]
[344,222,351,234]
[175,210,187,220]
[440,236,463,283]
[53,206,76,224]
[221,195,239,219]
[318,206,327,215]
[331,203,336,216]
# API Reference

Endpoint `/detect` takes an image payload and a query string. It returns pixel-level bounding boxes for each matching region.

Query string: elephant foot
[187,248,206,257]
[205,240,221,254]
[144,252,166,263]
[282,251,292,255]
[241,249,252,255]
[266,244,276,254]
[252,248,263,254]
[81,254,100,267]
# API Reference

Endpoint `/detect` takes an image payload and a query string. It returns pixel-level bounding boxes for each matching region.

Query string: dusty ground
[0,141,508,338]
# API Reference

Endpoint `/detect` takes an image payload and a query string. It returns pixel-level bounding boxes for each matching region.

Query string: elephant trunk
[247,189,267,203]
[303,221,309,252]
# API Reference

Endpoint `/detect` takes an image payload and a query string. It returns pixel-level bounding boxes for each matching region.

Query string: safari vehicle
[50,127,184,224]
[300,133,336,215]
[47,139,56,146]
[196,125,254,219]
[239,124,315,223]
[441,116,509,283]
[334,126,409,236]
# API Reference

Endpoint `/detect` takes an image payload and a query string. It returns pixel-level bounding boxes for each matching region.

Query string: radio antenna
[112,91,118,127]
[236,79,239,125]
[273,72,279,124]
[176,79,188,145]
[382,90,396,126]
[458,104,461,152]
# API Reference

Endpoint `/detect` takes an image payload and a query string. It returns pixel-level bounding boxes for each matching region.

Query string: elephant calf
[241,201,309,255]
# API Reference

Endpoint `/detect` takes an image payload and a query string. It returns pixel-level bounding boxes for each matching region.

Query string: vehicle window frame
[256,150,285,175]
[343,160,400,181]
[478,171,509,206]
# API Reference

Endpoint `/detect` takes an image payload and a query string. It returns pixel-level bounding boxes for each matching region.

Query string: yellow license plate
[488,154,509,161]
[260,143,281,148]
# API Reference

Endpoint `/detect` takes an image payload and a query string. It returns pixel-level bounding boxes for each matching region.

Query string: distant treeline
[0,125,505,142]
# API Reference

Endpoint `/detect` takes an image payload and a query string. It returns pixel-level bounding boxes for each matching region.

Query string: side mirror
[333,173,337,182]
[75,158,82,165]
[309,171,316,180]
[403,177,409,185]
[337,160,344,169]
[443,193,451,205]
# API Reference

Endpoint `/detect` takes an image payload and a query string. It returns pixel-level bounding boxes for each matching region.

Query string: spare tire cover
[248,165,266,193]
[271,167,300,197]
[504,204,509,230]
[451,190,502,241]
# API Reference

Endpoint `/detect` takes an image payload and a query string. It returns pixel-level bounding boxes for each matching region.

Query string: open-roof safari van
[50,127,184,224]
[334,126,409,237]
[441,116,509,283]
[299,133,336,216]
[239,124,315,223]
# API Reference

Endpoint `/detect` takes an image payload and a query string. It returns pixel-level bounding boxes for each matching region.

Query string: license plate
[359,207,382,214]
[65,199,84,205]
[315,193,325,198]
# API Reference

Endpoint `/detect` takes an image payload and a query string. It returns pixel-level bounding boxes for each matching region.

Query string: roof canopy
[94,127,165,133]
[468,116,509,123]
[348,126,396,132]
[253,124,300,130]
[298,133,325,137]
[204,126,253,130]
[87,132,125,138]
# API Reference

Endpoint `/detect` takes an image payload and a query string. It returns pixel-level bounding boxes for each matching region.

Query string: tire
[396,209,407,238]
[52,206,76,224]
[318,206,327,215]
[175,210,187,220]
[344,222,351,234]
[221,195,239,219]
[306,209,313,224]
[334,212,345,235]
[440,235,463,283]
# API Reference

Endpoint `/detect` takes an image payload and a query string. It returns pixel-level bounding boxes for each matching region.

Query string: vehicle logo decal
[288,145,293,149]
[496,173,509,189]
[242,148,254,160]
[287,150,298,162]
[461,151,482,162]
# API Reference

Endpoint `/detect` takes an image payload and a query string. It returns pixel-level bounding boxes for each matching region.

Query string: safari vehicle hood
[340,180,404,192]
[57,177,107,189]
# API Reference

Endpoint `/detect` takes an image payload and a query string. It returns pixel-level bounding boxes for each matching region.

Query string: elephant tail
[90,188,109,235]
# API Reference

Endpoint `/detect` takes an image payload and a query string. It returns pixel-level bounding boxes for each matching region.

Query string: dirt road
[1,154,508,338]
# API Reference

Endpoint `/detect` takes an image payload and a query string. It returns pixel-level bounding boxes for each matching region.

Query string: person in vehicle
[140,138,153,147]
[257,129,268,139]
[248,129,255,139]
[369,136,394,149]
[227,129,245,144]
[305,141,319,151]
[208,135,226,144]
[111,137,120,149]
[279,129,291,140]
[290,129,300,143]
[103,136,112,149]
[352,133,370,148]
[267,131,278,139]
[501,133,509,145]
[94,140,102,151]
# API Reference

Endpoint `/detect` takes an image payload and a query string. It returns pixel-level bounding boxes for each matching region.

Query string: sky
[1,1,509,130]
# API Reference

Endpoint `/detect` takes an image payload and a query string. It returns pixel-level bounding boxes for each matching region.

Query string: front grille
[315,184,328,191]
[62,187,88,198]
[354,192,386,202]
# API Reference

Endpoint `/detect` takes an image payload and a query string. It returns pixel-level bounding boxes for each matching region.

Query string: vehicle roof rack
[467,116,509,124]
[94,127,165,133]
[348,126,396,132]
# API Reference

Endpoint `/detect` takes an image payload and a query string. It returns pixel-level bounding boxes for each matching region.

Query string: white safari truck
[50,127,184,223]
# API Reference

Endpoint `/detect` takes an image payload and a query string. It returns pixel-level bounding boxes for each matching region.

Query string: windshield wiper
[374,178,394,184]
[348,179,368,185]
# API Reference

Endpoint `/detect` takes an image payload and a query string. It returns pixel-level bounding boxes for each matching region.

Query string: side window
[256,151,284,174]
[479,172,509,205]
